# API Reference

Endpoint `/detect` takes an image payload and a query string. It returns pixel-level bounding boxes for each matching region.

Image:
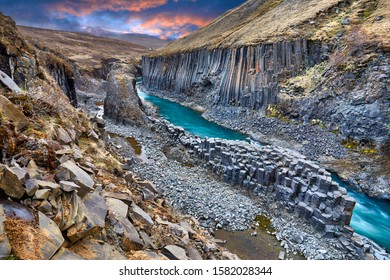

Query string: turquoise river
[138,86,390,252]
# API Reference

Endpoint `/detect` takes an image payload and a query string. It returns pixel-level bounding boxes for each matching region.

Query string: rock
[278,251,286,260]
[68,239,127,260]
[25,178,39,196]
[57,161,94,197]
[187,245,203,260]
[139,231,157,250]
[137,181,159,194]
[36,180,61,189]
[0,204,12,259]
[36,211,65,259]
[162,245,188,260]
[105,197,129,218]
[51,248,85,260]
[0,95,28,130]
[33,189,51,200]
[53,192,81,231]
[103,192,133,207]
[0,70,21,93]
[130,204,154,227]
[56,127,73,144]
[67,192,107,242]
[122,218,144,251]
[59,181,80,192]
[26,160,39,178]
[0,164,26,199]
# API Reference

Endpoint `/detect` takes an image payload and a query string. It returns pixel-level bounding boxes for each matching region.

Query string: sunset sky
[0,0,246,40]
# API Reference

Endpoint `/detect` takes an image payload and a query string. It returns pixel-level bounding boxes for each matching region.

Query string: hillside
[153,0,390,56]
[18,26,148,74]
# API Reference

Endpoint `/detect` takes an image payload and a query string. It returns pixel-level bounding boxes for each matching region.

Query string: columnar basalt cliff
[143,40,323,111]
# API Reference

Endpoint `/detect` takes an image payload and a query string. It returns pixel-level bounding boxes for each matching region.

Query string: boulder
[0,164,26,199]
[59,181,80,192]
[187,245,203,260]
[57,161,94,197]
[51,248,85,260]
[0,70,20,93]
[67,192,107,242]
[161,245,188,260]
[122,218,144,251]
[56,127,73,144]
[130,204,154,227]
[105,197,129,218]
[68,239,127,260]
[0,95,27,130]
[0,204,12,259]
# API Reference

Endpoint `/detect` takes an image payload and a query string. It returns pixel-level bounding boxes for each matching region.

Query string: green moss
[255,215,275,233]
[266,104,291,123]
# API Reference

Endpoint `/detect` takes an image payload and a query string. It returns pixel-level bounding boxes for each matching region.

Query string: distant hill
[18,26,149,73]
[85,29,169,50]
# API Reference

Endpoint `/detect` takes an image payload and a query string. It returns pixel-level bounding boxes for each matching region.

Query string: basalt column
[142,39,322,112]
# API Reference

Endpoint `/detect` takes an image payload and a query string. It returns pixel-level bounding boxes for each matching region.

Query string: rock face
[153,118,356,232]
[143,40,322,111]
[104,62,147,126]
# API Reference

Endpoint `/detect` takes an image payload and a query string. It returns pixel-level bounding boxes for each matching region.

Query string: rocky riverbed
[104,114,389,260]
[138,85,390,201]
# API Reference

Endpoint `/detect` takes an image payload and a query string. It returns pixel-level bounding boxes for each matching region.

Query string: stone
[56,127,73,144]
[105,197,129,218]
[25,178,39,196]
[0,164,26,199]
[122,218,144,251]
[36,211,65,259]
[53,192,81,231]
[131,204,154,227]
[103,192,133,207]
[137,181,159,194]
[187,245,203,260]
[57,161,94,197]
[162,245,188,260]
[51,248,85,260]
[278,251,286,260]
[68,239,126,260]
[0,204,12,259]
[139,231,157,250]
[59,181,81,192]
[0,70,20,93]
[34,189,51,200]
[36,180,61,190]
[67,192,107,242]
[0,95,28,131]
[26,160,39,178]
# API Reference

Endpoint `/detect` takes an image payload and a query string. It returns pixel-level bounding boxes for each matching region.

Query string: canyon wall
[142,39,323,111]
[153,117,356,236]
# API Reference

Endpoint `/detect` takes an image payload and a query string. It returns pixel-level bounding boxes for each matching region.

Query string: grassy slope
[152,0,390,56]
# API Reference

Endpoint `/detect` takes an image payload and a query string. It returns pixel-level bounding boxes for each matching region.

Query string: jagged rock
[137,181,159,194]
[103,191,133,207]
[130,204,154,227]
[0,70,20,93]
[36,180,60,190]
[161,245,188,260]
[0,95,28,130]
[0,164,26,199]
[67,192,107,242]
[26,160,38,178]
[37,200,53,214]
[139,231,157,250]
[57,161,94,197]
[68,239,126,260]
[278,251,286,260]
[24,178,38,196]
[187,245,203,260]
[134,251,168,260]
[59,181,80,192]
[51,248,85,260]
[121,218,144,251]
[56,127,73,144]
[0,204,12,259]
[34,189,51,200]
[53,192,81,231]
[105,197,129,218]
[36,211,65,259]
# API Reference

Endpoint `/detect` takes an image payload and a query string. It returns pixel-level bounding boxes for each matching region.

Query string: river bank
[138,85,390,201]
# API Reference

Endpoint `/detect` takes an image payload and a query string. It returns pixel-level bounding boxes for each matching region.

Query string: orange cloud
[49,0,168,16]
[130,13,211,39]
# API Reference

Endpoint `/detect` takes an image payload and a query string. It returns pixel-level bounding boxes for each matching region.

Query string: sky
[0,0,246,40]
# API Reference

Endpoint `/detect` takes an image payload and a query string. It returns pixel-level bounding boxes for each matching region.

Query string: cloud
[128,13,211,39]
[47,0,168,16]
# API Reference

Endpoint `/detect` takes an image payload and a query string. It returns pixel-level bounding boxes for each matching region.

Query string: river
[137,86,390,253]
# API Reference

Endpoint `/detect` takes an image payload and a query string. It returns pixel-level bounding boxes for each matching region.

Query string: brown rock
[57,160,94,197]
[161,245,188,260]
[0,95,27,130]
[0,164,26,199]
[56,127,72,144]
[51,247,85,260]
[68,239,126,260]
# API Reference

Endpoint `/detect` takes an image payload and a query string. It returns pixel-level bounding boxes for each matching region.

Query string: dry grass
[152,0,390,56]
[19,26,149,73]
